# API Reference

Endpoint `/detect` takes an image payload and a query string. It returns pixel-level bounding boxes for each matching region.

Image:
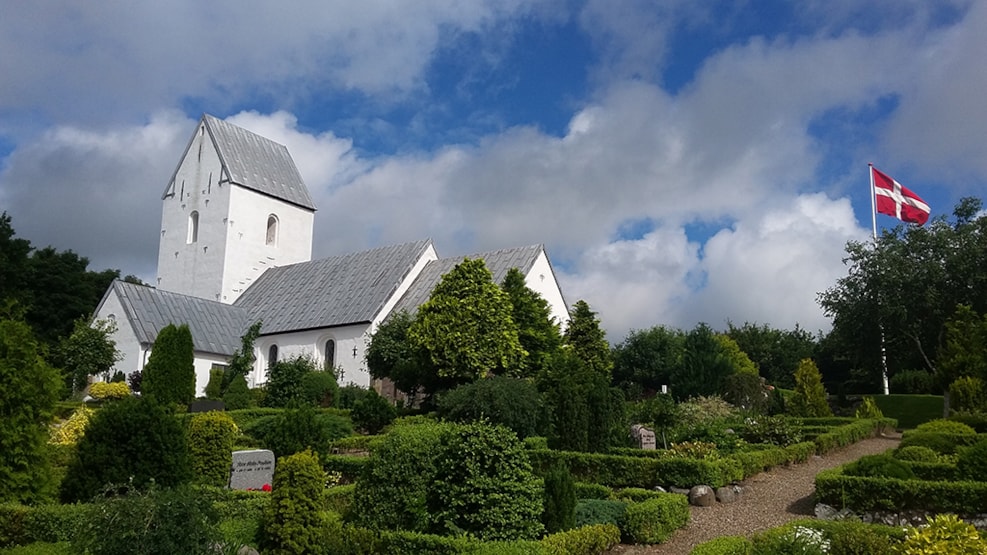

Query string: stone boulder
[688,485,716,507]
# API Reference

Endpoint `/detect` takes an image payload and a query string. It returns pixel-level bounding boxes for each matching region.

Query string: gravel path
[609,433,901,554]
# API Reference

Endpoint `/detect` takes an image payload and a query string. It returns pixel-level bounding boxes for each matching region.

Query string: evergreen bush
[895,513,987,555]
[620,494,689,544]
[264,355,319,408]
[542,463,576,534]
[842,454,915,480]
[427,422,545,541]
[204,367,224,400]
[350,388,397,435]
[855,396,883,419]
[574,499,627,528]
[88,381,130,400]
[60,396,191,503]
[787,359,831,418]
[894,445,940,463]
[187,411,238,487]
[890,369,936,394]
[247,404,352,459]
[915,419,976,435]
[141,323,196,406]
[260,449,330,555]
[437,376,545,438]
[950,376,987,413]
[956,438,987,482]
[300,370,338,407]
[690,535,752,554]
[222,374,254,410]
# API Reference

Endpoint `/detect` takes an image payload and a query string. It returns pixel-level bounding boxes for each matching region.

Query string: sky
[2,0,985,343]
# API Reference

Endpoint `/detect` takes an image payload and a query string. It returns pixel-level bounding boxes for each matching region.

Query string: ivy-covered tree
[141,323,196,406]
[0,313,62,503]
[501,267,562,377]
[613,325,685,400]
[818,198,987,393]
[408,258,526,392]
[55,317,121,395]
[563,300,612,378]
[222,321,261,393]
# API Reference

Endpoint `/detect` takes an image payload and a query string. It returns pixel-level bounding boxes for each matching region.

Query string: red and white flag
[871,166,930,226]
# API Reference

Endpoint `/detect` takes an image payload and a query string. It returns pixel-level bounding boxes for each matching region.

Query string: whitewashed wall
[93,288,149,379]
[524,249,571,329]
[252,323,373,388]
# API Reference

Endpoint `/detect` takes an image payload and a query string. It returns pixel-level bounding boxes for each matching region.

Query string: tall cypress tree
[563,300,612,379]
[142,323,196,405]
[501,268,561,378]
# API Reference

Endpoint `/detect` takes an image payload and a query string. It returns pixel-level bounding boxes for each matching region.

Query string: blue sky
[1,0,985,341]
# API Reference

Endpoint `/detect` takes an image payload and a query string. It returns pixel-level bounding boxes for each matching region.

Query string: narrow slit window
[325,339,336,370]
[268,344,278,368]
[266,214,278,246]
[187,211,199,244]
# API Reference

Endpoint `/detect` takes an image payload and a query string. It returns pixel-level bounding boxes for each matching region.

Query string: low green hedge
[330,435,384,452]
[324,484,354,516]
[898,431,984,455]
[0,504,87,548]
[901,461,959,482]
[574,482,612,500]
[621,494,689,544]
[815,467,987,513]
[689,535,752,555]
[322,454,368,482]
[539,523,622,555]
[730,442,815,477]
[813,418,893,453]
[529,449,742,489]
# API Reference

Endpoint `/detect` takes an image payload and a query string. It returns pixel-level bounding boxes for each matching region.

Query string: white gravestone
[229,449,275,490]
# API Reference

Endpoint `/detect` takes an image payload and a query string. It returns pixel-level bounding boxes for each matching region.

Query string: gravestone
[629,424,657,450]
[188,400,225,413]
[229,449,275,490]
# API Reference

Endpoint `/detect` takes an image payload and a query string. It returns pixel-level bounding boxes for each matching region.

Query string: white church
[93,114,569,394]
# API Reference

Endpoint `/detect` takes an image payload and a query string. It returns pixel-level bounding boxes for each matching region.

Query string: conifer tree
[563,300,612,378]
[788,358,832,417]
[142,323,196,406]
[501,267,562,377]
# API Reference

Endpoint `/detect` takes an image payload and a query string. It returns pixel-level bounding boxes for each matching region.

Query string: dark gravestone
[189,400,226,413]
[229,449,275,490]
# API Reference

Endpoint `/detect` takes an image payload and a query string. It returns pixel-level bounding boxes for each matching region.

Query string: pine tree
[563,300,612,378]
[788,358,832,417]
[501,268,561,377]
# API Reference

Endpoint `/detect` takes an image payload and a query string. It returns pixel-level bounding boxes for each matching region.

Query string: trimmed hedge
[0,504,87,548]
[870,394,943,429]
[574,482,612,500]
[330,435,384,453]
[540,523,621,554]
[324,484,355,516]
[689,536,752,555]
[898,431,985,455]
[812,418,893,453]
[621,495,689,544]
[322,454,368,483]
[815,467,987,513]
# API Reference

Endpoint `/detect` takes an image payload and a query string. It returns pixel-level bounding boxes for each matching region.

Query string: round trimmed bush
[300,371,338,407]
[915,419,976,435]
[957,438,987,482]
[245,404,352,459]
[437,376,545,439]
[894,445,939,463]
[842,454,915,480]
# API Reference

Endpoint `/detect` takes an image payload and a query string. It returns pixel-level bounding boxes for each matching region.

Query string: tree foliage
[726,322,817,389]
[541,349,626,452]
[938,305,987,392]
[613,325,684,400]
[669,323,733,401]
[366,310,427,398]
[260,449,330,555]
[818,198,987,392]
[141,323,196,406]
[265,355,322,408]
[223,321,261,392]
[563,300,612,378]
[56,317,121,394]
[787,358,832,417]
[501,267,562,377]
[437,376,545,438]
[60,396,191,503]
[406,258,526,393]
[0,314,61,504]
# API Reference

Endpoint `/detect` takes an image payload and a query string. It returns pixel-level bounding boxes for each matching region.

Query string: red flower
[262,483,272,492]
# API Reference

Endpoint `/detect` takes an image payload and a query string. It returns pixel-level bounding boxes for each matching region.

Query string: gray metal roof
[234,240,433,334]
[390,244,544,316]
[163,114,316,211]
[110,280,253,356]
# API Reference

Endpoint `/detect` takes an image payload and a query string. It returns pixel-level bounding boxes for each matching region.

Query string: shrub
[48,405,94,446]
[60,396,190,503]
[620,494,689,544]
[723,372,769,414]
[890,369,936,394]
[249,404,352,459]
[74,485,219,555]
[540,523,621,555]
[260,449,330,555]
[574,482,612,500]
[855,396,883,419]
[956,438,987,482]
[949,411,987,433]
[542,463,576,534]
[223,374,254,410]
[265,355,320,408]
[351,422,451,532]
[738,415,803,446]
[666,441,720,460]
[787,359,832,417]
[204,367,224,400]
[916,419,976,435]
[141,323,196,406]
[842,454,916,480]
[88,381,131,400]
[187,411,238,487]
[895,513,987,555]
[752,525,829,555]
[894,445,940,463]
[950,376,987,413]
[428,422,545,541]
[690,536,752,555]
[350,389,397,435]
[437,376,545,439]
[574,499,627,528]
[127,370,142,393]
[898,431,980,455]
[300,371,338,407]
[334,384,370,409]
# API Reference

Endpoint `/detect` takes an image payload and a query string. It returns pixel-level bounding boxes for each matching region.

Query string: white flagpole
[870,163,891,395]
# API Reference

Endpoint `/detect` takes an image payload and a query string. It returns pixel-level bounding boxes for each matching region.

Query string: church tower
[156,114,316,303]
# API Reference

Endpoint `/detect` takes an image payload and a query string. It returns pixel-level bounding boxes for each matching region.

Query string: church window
[268,344,278,367]
[187,211,199,244]
[266,214,279,246]
[324,339,336,369]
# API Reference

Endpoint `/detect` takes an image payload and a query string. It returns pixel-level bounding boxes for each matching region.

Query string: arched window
[187,211,199,244]
[266,214,278,246]
[324,339,336,370]
[268,344,278,367]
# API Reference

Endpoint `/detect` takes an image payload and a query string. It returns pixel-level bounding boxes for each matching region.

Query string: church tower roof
[163,114,317,211]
